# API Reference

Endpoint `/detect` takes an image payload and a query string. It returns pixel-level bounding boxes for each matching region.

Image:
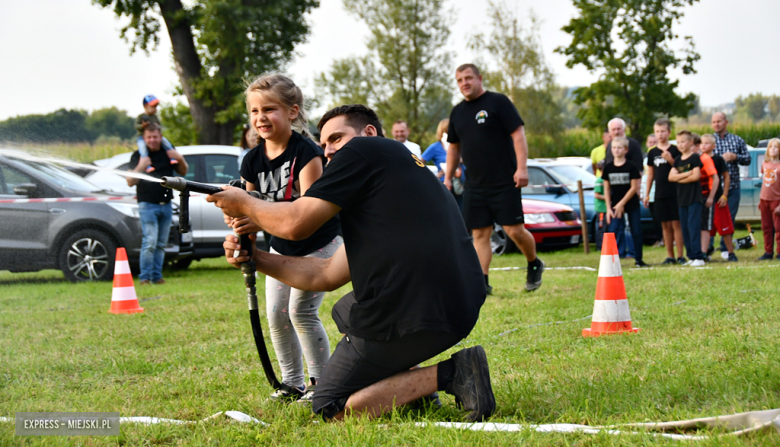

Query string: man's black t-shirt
[711,154,727,198]
[305,137,485,341]
[606,138,644,171]
[129,149,175,204]
[240,131,340,257]
[646,144,680,199]
[447,91,524,188]
[673,153,704,207]
[601,161,641,211]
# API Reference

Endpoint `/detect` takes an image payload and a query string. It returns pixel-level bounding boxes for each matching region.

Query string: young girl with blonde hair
[230,74,342,403]
[758,138,780,260]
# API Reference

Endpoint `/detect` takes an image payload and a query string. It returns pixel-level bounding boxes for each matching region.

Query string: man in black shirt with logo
[127,123,188,284]
[209,105,494,422]
[444,63,544,294]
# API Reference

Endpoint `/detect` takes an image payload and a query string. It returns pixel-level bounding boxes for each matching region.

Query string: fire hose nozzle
[160,176,224,195]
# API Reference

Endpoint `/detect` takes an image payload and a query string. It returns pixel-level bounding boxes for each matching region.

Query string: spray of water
[1,149,162,183]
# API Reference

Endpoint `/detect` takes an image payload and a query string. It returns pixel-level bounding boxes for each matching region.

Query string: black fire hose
[160,176,282,390]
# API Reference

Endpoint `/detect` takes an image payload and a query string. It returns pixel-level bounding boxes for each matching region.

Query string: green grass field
[2,234,780,446]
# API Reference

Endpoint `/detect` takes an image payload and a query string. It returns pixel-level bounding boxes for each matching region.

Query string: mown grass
[2,232,780,446]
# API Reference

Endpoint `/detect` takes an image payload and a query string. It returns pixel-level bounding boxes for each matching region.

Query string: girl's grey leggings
[266,236,344,388]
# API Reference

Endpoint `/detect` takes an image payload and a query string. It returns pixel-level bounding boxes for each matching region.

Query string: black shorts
[654,195,680,222]
[312,292,462,419]
[463,185,524,229]
[701,203,714,231]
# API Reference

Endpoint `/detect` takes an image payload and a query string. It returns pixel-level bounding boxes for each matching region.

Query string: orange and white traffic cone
[108,247,144,314]
[582,232,639,337]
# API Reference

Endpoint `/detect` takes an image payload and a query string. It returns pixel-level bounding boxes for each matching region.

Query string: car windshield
[546,165,597,191]
[15,159,103,193]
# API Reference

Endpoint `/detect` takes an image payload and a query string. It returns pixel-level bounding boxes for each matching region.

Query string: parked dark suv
[0,150,192,281]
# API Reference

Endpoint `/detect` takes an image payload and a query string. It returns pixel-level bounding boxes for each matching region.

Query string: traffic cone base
[109,248,144,314]
[583,232,638,337]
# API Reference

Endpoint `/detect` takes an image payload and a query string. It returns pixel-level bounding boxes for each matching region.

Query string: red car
[491,198,583,255]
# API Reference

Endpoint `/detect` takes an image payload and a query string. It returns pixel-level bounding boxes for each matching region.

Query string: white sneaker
[690,259,705,267]
[684,260,694,266]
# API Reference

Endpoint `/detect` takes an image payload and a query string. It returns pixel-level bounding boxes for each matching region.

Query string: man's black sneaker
[635,260,649,268]
[728,252,738,262]
[269,383,305,402]
[707,245,715,257]
[758,252,774,261]
[525,259,545,292]
[676,257,688,265]
[407,391,443,410]
[485,284,493,296]
[661,257,676,265]
[777,253,780,261]
[445,346,495,422]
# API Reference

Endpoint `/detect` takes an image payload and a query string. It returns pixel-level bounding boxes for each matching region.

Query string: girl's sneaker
[296,386,316,405]
[270,383,305,402]
[758,252,774,261]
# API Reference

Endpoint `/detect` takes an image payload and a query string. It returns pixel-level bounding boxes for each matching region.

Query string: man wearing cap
[135,94,176,172]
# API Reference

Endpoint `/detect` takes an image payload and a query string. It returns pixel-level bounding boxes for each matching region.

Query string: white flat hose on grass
[3,408,780,439]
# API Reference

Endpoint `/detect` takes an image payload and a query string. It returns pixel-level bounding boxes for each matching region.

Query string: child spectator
[644,118,685,264]
[593,159,607,250]
[757,138,780,260]
[701,134,737,261]
[669,130,704,266]
[602,136,646,267]
[135,95,175,172]
[422,118,465,211]
[693,133,722,261]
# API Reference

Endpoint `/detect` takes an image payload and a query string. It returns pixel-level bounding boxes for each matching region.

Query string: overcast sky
[1,0,778,121]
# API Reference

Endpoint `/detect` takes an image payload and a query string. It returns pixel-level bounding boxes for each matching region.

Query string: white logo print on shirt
[608,172,631,185]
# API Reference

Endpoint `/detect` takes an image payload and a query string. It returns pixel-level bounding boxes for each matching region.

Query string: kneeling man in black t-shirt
[208,105,494,422]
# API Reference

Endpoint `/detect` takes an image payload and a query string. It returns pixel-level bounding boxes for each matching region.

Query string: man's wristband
[721,195,727,201]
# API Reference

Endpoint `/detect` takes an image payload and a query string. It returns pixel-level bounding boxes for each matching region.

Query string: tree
[768,95,780,121]
[85,107,135,140]
[471,4,564,139]
[556,0,700,140]
[736,93,768,122]
[93,0,318,145]
[0,109,92,143]
[315,0,454,146]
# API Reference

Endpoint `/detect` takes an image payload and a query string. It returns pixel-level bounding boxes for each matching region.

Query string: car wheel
[491,224,508,256]
[169,258,193,271]
[58,230,116,282]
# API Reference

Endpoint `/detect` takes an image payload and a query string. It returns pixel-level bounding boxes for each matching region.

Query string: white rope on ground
[490,266,597,271]
[417,422,706,441]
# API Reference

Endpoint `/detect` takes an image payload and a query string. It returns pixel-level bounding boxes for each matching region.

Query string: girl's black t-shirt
[240,131,340,256]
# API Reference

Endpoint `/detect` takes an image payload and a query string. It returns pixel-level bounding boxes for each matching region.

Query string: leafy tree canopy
[93,0,318,144]
[316,0,454,147]
[471,4,565,141]
[556,0,700,140]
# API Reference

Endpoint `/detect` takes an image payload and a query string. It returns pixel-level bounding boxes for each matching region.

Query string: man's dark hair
[654,118,672,131]
[456,63,481,76]
[317,104,384,137]
[144,123,162,134]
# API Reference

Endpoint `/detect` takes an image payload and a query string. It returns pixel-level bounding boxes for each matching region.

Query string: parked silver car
[0,150,192,281]
[83,145,265,267]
